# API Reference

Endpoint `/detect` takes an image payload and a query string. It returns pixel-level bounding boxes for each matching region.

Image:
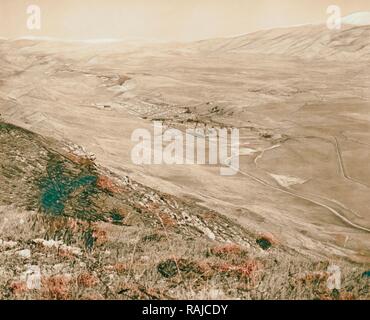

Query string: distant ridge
[12,36,126,43]
[342,12,370,26]
[10,36,165,44]
[190,24,370,60]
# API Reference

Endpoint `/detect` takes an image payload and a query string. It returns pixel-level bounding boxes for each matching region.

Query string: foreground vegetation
[0,121,368,300]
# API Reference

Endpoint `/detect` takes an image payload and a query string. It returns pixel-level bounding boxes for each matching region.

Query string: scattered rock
[33,239,82,256]
[17,249,31,259]
[53,263,65,273]
[0,239,18,249]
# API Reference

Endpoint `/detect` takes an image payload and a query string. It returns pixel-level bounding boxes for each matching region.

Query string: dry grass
[0,121,368,300]
[42,275,72,300]
[77,272,99,288]
[0,197,368,300]
[96,175,122,194]
[211,243,246,256]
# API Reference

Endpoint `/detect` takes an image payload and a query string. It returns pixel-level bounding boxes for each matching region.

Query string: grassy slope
[0,121,368,300]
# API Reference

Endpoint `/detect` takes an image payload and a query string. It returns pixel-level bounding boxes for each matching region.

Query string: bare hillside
[190,24,370,60]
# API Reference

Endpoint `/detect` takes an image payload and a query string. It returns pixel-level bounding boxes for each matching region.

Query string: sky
[1,0,370,41]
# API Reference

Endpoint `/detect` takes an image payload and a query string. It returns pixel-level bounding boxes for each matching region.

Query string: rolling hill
[191,24,370,60]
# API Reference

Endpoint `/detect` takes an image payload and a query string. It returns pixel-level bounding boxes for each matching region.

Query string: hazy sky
[1,0,370,41]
